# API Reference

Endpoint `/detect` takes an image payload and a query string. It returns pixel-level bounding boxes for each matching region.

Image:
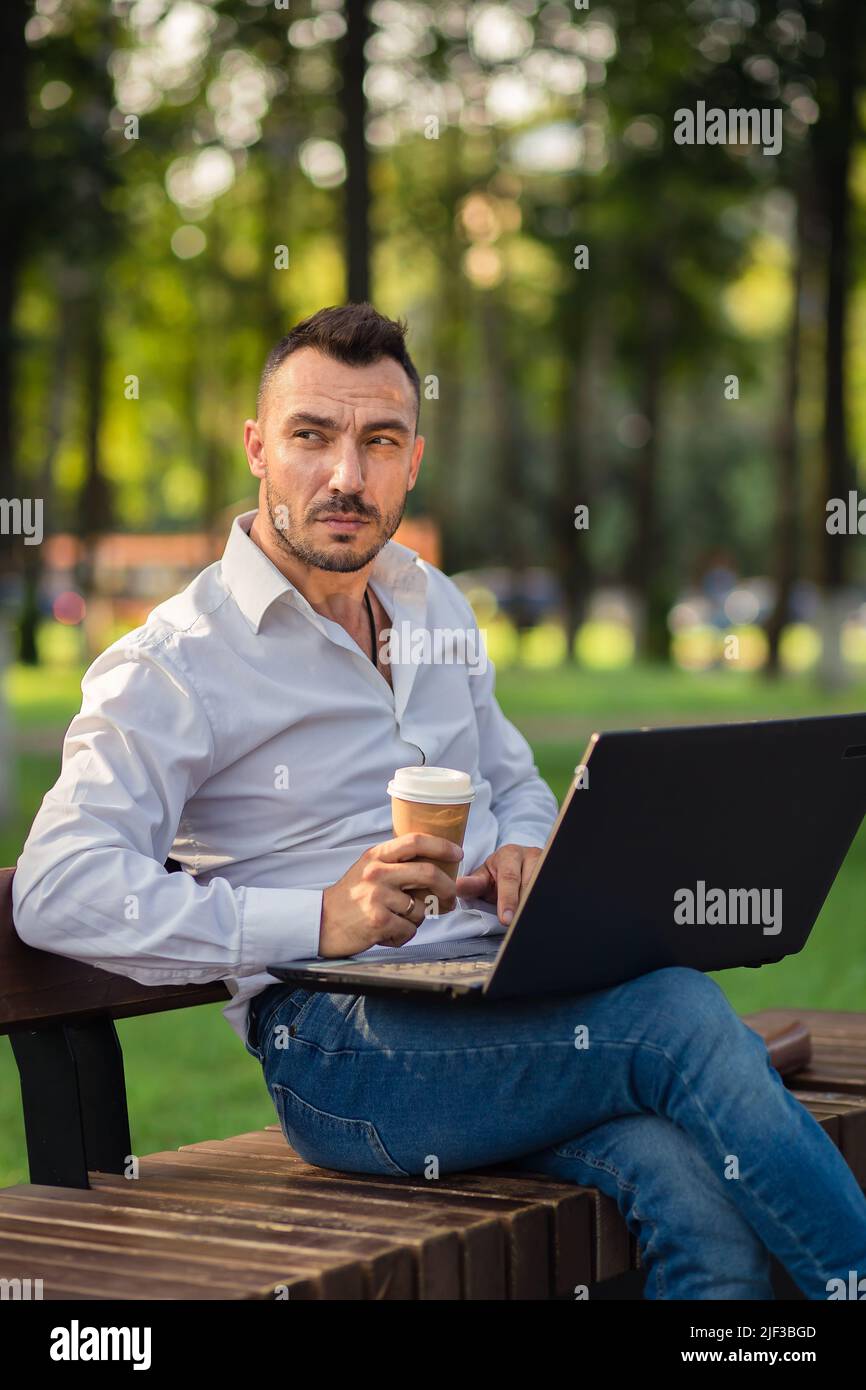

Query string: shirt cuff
[495,827,553,852]
[240,886,323,974]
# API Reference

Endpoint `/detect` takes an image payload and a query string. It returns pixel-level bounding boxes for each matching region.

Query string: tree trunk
[765,186,805,677]
[550,349,592,663]
[426,273,466,575]
[627,281,670,662]
[340,0,371,303]
[816,0,858,688]
[478,291,531,599]
[425,134,472,575]
[0,0,29,524]
[260,151,295,350]
[76,287,112,601]
[18,281,77,665]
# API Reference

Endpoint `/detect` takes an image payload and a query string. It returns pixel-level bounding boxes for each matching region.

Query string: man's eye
[295,430,322,441]
[369,436,396,446]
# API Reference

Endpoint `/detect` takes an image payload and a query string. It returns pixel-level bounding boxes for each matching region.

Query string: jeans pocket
[256,987,319,1054]
[272,1082,410,1178]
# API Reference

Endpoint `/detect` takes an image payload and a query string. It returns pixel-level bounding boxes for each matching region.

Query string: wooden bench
[2,862,865,1300]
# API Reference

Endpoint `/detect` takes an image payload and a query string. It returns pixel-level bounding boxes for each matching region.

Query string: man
[14,304,866,1300]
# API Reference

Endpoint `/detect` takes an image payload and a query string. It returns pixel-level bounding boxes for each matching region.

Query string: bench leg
[10,1024,90,1188]
[64,1017,132,1178]
[9,1017,132,1189]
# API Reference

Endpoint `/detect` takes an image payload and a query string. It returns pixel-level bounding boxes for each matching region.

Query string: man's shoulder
[146,561,231,642]
[86,562,231,680]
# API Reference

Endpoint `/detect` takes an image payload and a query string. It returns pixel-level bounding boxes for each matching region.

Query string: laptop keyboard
[319,959,493,982]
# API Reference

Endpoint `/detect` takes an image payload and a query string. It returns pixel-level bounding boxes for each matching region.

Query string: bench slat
[0,1215,360,1292]
[220,1128,598,1294]
[0,1181,413,1300]
[789,1063,866,1095]
[136,1154,519,1299]
[174,1139,594,1301]
[0,1228,348,1299]
[791,1092,866,1184]
[184,1167,499,1298]
[0,1186,407,1290]
[179,1134,608,1295]
[96,1165,467,1300]
[747,1009,866,1039]
[746,1008,866,1095]
[185,1129,597,1296]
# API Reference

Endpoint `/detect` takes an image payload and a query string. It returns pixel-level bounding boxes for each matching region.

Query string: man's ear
[244,419,266,479]
[407,433,425,491]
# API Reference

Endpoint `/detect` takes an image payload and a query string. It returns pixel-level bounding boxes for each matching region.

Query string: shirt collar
[221,509,427,634]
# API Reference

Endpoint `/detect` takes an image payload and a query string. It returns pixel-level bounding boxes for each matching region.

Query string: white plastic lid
[387,766,476,805]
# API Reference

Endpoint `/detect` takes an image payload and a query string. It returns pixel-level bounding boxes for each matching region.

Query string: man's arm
[12,642,322,984]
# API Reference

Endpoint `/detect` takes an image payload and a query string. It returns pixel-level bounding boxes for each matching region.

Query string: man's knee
[635,966,756,1057]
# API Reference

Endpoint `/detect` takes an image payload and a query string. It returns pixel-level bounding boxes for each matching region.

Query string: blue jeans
[244,966,866,1300]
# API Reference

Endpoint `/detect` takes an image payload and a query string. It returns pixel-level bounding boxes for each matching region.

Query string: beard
[263,472,408,573]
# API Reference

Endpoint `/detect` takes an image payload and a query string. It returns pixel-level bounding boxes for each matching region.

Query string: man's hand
[456,844,543,926]
[319,833,464,958]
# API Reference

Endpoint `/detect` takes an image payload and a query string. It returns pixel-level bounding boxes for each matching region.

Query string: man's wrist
[495,836,547,854]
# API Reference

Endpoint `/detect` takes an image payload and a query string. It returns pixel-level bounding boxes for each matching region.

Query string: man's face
[244,346,424,573]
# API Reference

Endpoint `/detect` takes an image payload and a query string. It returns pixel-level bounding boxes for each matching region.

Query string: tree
[813,0,862,686]
[340,0,371,303]
[0,0,31,566]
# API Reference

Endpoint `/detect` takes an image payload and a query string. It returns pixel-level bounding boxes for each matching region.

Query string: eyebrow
[285,411,411,436]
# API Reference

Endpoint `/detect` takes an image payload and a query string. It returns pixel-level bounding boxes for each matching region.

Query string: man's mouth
[317,515,368,529]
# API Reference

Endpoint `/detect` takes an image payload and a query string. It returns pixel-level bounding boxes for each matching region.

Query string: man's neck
[248,510,376,629]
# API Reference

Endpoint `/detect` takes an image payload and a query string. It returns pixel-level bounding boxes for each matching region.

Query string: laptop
[267,713,866,1001]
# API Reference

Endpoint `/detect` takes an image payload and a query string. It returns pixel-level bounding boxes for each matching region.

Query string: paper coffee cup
[387,767,475,913]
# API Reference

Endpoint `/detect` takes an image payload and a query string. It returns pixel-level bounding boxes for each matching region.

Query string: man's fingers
[375,834,464,865]
[375,909,420,947]
[494,847,524,924]
[455,862,495,899]
[380,860,463,901]
[384,887,427,924]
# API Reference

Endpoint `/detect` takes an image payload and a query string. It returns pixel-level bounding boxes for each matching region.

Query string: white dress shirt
[12,510,559,1042]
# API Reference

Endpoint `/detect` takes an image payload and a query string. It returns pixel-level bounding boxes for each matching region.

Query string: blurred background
[1,0,865,1181]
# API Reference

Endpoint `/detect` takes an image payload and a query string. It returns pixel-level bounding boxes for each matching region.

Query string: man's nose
[328,443,365,494]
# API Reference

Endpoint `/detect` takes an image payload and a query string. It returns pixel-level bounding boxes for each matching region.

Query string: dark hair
[257,302,421,426]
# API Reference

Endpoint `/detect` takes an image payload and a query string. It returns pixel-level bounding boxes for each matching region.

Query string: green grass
[495,664,866,721]
[1,660,865,1187]
[0,754,64,867]
[2,663,84,732]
